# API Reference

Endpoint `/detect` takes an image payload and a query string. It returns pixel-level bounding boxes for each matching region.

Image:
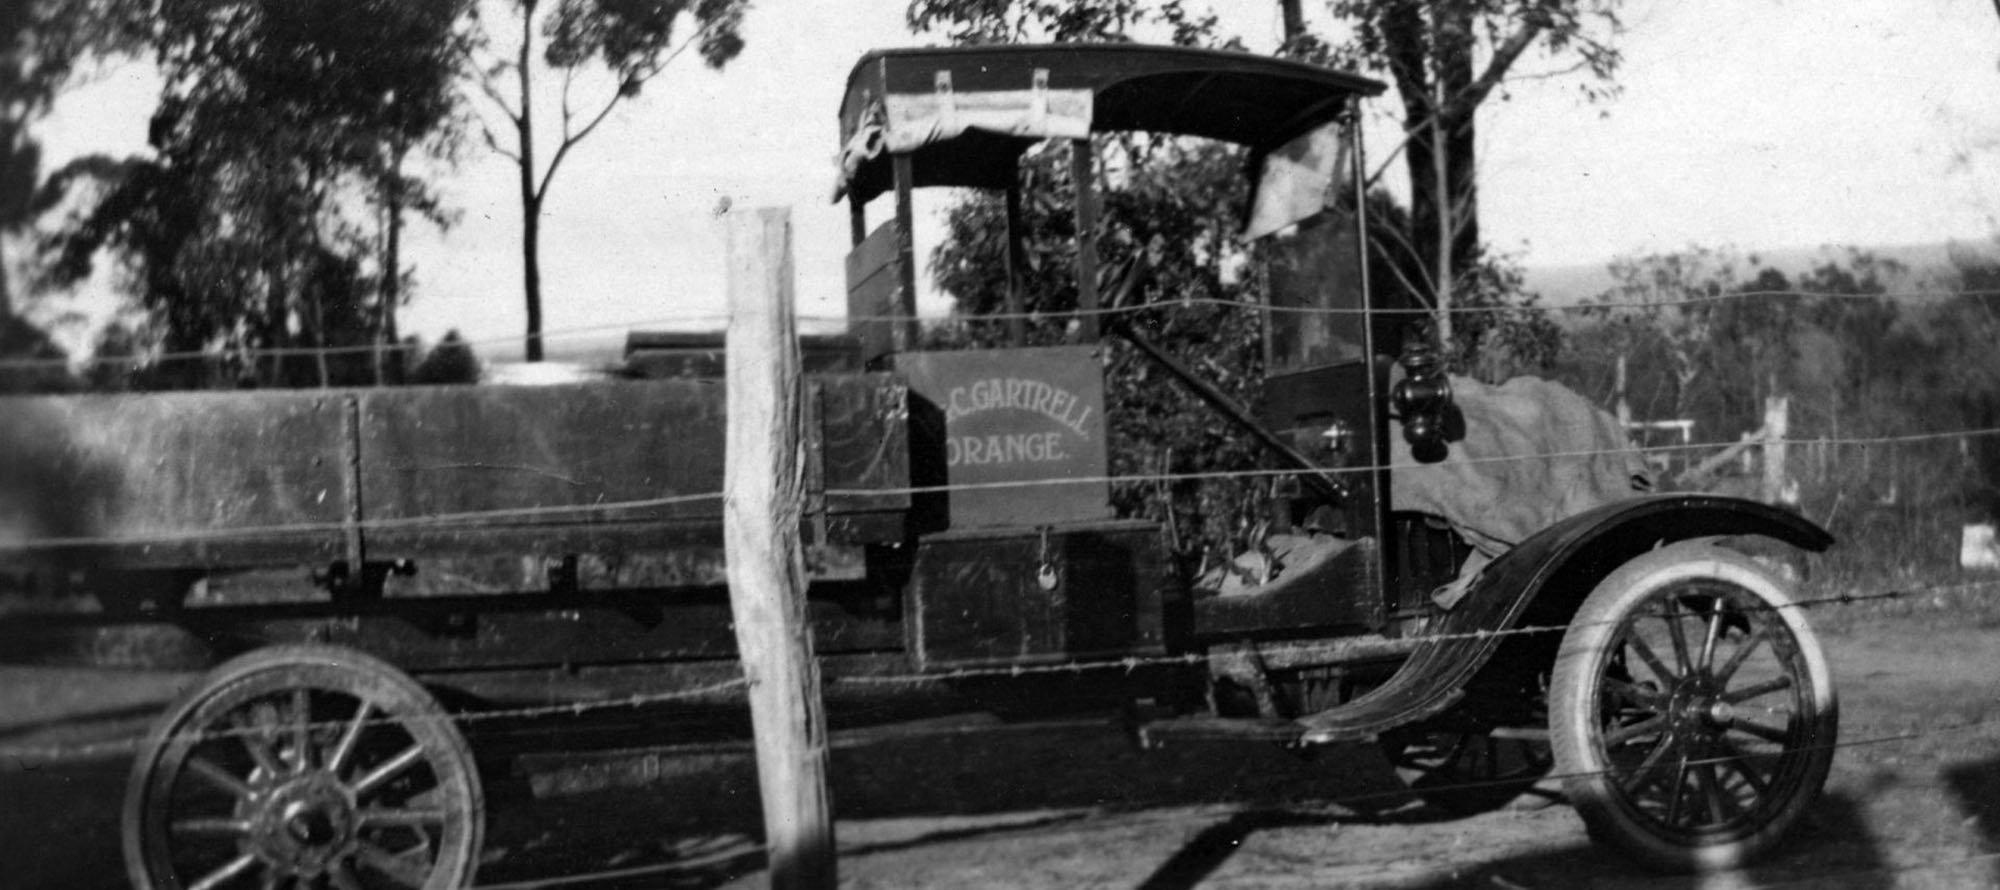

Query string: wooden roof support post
[724,206,836,890]
[1004,183,1028,346]
[891,153,920,353]
[1072,137,1100,342]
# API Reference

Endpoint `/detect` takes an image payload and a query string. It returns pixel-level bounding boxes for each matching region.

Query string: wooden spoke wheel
[124,645,483,890]
[1550,543,1836,872]
[1378,723,1556,816]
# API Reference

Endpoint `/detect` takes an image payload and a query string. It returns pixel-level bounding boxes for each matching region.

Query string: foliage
[411,329,481,385]
[0,312,73,393]
[32,0,466,389]
[920,137,1267,558]
[902,0,1585,372]
[1562,247,1910,444]
[1326,0,1623,317]
[0,0,151,327]
[908,0,1226,46]
[905,1,1575,566]
[463,0,750,361]
[1546,245,2000,536]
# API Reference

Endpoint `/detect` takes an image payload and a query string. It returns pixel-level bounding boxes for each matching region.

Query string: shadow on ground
[0,753,134,889]
[475,715,1420,888]
[1945,754,2000,889]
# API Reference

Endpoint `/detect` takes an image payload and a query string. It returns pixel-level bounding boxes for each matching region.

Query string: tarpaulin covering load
[1391,374,1652,558]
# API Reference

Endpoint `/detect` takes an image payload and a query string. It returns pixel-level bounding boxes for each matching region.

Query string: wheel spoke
[1662,602,1694,673]
[188,852,259,890]
[237,703,291,781]
[1664,758,1690,827]
[1711,622,1771,686]
[1731,717,1793,745]
[350,744,426,799]
[360,806,448,828]
[1723,675,1794,705]
[1623,632,1677,685]
[173,816,251,836]
[1603,714,1668,748]
[327,700,374,779]
[356,839,434,889]
[1699,600,1724,674]
[185,756,253,800]
[1698,762,1731,825]
[1715,737,1772,797]
[289,688,313,773]
[1603,677,1662,709]
[1620,731,1679,795]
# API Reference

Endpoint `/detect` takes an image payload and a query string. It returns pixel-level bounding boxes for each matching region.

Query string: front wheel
[1550,542,1837,872]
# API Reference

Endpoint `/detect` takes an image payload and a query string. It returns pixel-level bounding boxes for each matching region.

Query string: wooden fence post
[723,206,836,890]
[1762,394,1791,505]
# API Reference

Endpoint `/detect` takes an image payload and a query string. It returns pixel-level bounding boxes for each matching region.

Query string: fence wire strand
[0,584,1934,764]
[2,421,1996,552]
[6,308,2000,882]
[5,283,1997,372]
[3,576,1996,887]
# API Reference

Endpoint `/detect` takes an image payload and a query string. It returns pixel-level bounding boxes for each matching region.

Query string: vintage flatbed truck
[0,43,1838,889]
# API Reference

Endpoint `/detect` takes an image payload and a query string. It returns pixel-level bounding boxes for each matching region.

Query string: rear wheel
[125,645,483,890]
[1550,542,1836,872]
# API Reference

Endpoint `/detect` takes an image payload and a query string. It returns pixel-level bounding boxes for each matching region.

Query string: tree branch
[529,11,730,205]
[1506,58,1592,83]
[477,120,522,164]
[1371,220,1439,301]
[1454,19,1544,114]
[460,43,522,122]
[560,63,578,136]
[536,86,621,203]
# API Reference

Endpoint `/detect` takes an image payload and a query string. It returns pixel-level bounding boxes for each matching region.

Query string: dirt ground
[5,609,1999,890]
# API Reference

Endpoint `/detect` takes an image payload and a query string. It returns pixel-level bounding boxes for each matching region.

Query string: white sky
[24,0,2000,360]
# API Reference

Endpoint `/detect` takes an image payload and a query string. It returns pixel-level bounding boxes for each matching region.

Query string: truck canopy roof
[836,43,1385,204]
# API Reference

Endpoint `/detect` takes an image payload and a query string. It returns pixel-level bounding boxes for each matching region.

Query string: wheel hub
[1667,678,1732,735]
[249,774,356,875]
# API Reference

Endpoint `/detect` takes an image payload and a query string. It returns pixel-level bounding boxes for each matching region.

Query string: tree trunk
[1379,3,1485,351]
[0,242,13,321]
[377,142,407,385]
[1278,0,1306,43]
[517,0,545,363]
[523,196,544,362]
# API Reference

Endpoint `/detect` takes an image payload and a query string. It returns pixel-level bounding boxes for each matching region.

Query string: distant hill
[1521,239,1998,306]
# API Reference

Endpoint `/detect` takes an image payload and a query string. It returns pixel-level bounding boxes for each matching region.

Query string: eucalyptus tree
[36,0,465,387]
[1320,0,1621,347]
[910,0,1618,360]
[0,0,147,389]
[461,0,748,361]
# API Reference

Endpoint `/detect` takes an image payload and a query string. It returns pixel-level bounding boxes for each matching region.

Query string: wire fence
[7,305,2000,885]
[1,573,1995,887]
[0,422,1991,553]
[2,282,1995,372]
[0,583,1946,763]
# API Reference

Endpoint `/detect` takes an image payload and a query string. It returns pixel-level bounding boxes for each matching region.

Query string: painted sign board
[893,346,1112,529]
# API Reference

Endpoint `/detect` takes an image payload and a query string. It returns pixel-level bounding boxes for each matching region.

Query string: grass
[1803,497,2000,633]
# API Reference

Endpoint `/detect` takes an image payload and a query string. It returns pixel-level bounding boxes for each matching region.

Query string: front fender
[1460,493,1832,636]
[1295,494,1830,743]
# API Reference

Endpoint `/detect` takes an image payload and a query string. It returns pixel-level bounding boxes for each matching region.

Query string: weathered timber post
[723,206,836,890]
[1761,394,1791,505]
